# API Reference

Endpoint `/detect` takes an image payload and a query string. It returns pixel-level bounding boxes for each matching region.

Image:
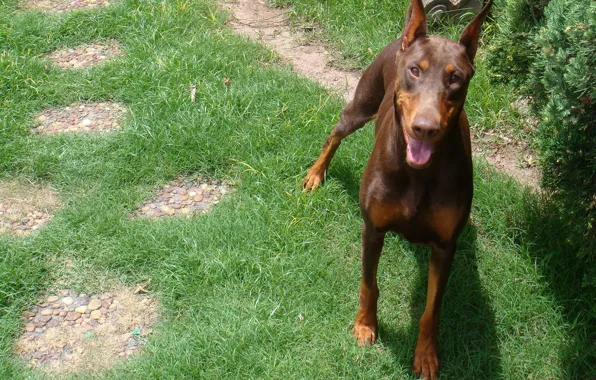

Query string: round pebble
[65,312,81,321]
[90,310,102,320]
[87,299,102,311]
[61,297,74,306]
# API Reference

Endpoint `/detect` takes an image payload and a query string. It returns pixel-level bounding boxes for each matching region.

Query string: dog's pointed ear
[401,0,427,51]
[459,0,493,64]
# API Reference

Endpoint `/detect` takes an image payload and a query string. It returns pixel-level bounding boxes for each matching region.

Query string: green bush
[486,0,550,84]
[530,0,596,285]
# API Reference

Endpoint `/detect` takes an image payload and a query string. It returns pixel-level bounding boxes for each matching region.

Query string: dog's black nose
[411,117,440,141]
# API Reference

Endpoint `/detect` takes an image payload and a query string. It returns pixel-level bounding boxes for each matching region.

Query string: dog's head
[395,0,492,169]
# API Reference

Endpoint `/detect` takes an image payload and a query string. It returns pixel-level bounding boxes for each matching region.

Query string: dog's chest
[366,178,465,244]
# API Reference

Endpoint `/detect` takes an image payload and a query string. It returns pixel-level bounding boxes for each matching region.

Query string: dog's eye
[409,67,420,77]
[449,74,461,84]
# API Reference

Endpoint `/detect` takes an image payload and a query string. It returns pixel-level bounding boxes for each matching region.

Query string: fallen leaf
[134,278,151,294]
[190,84,196,103]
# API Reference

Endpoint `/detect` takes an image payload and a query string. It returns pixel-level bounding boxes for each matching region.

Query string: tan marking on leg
[303,135,342,191]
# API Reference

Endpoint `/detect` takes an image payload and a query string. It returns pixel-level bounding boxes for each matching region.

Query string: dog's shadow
[379,225,502,378]
[331,162,502,378]
[331,159,365,202]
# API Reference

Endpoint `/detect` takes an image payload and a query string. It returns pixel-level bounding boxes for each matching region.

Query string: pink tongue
[407,138,434,166]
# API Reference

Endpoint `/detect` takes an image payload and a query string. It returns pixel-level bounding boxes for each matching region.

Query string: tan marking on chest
[368,198,414,231]
[429,207,464,242]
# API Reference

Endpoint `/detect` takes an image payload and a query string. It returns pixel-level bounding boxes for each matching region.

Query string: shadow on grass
[515,194,596,378]
[330,159,364,202]
[380,225,502,378]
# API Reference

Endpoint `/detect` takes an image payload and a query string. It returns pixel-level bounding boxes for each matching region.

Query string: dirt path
[223,0,360,101]
[223,0,540,189]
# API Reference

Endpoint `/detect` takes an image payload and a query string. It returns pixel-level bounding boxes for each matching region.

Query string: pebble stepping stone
[0,207,52,236]
[133,176,234,218]
[17,288,158,374]
[32,102,126,135]
[0,180,59,237]
[46,40,122,69]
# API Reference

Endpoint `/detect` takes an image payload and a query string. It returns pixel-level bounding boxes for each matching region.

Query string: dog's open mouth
[404,132,434,168]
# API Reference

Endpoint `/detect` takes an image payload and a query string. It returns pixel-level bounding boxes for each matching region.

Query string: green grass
[0,0,594,378]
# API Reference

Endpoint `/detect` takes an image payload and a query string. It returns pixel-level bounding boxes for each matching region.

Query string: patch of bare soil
[222,1,541,188]
[17,287,158,374]
[133,176,233,218]
[223,0,360,101]
[473,133,540,189]
[472,97,541,189]
[47,40,122,69]
[20,0,112,12]
[0,179,59,237]
[32,102,126,134]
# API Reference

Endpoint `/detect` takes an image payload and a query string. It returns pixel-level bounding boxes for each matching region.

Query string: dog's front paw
[413,341,439,380]
[352,322,377,347]
[303,166,325,192]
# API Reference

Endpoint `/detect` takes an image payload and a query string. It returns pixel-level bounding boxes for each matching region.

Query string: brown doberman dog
[303,0,492,378]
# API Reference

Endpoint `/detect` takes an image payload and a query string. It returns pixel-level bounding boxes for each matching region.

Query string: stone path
[0,180,59,237]
[20,0,112,12]
[32,102,126,135]
[47,40,122,69]
[17,288,157,374]
[134,177,233,218]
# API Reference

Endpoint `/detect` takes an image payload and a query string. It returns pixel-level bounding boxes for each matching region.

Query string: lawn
[0,0,594,378]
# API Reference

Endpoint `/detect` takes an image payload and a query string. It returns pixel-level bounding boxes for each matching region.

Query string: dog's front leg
[353,222,385,346]
[303,102,377,191]
[413,242,455,380]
